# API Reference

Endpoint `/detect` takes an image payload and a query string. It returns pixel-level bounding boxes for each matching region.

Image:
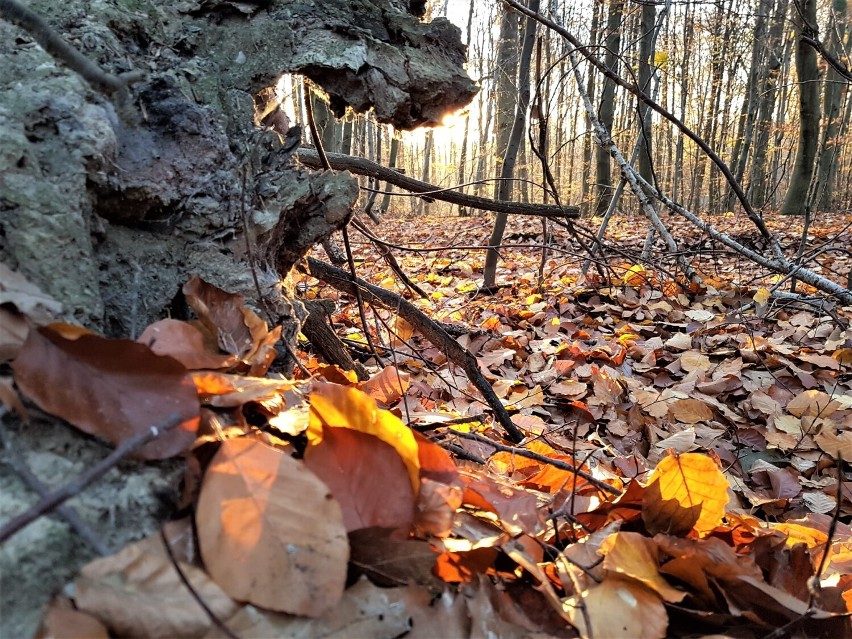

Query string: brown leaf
[36,600,109,639]
[138,319,237,370]
[668,398,714,424]
[182,276,281,375]
[12,327,199,460]
[600,532,686,603]
[566,576,668,639]
[304,425,416,534]
[208,578,430,639]
[74,529,238,638]
[308,382,421,491]
[357,365,410,405]
[183,276,255,358]
[787,390,841,418]
[348,528,443,589]
[196,437,348,616]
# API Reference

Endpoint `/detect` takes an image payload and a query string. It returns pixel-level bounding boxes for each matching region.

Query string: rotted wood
[301,299,369,381]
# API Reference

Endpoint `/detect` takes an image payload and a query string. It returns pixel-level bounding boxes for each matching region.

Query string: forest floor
[4,209,852,638]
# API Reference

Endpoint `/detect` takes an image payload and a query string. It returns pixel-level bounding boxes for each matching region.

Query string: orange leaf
[196,437,348,616]
[304,425,416,534]
[308,382,420,492]
[357,365,410,405]
[434,548,498,583]
[12,327,199,460]
[642,453,729,536]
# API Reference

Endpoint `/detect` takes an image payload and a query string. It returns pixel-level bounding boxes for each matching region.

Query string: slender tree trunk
[750,0,790,207]
[596,0,624,215]
[813,0,847,211]
[781,0,820,215]
[727,0,770,211]
[672,2,693,204]
[492,6,520,200]
[582,0,602,213]
[454,0,476,215]
[484,0,539,289]
[417,130,434,215]
[636,1,656,196]
[379,133,399,214]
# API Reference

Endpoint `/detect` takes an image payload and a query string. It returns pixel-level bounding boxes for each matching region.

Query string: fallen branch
[297,148,579,219]
[306,257,525,443]
[0,413,183,544]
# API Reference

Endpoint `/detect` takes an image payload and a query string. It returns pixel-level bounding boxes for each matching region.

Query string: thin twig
[159,528,240,639]
[0,413,111,555]
[0,413,183,544]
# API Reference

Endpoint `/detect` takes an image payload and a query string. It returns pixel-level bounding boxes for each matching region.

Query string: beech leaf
[12,327,199,459]
[196,437,349,616]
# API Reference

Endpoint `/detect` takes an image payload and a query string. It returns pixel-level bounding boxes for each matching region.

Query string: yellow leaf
[308,382,420,491]
[623,264,649,287]
[753,287,771,306]
[642,453,729,536]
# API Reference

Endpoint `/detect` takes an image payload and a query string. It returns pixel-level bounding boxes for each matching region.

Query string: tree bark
[781,0,820,215]
[596,0,623,215]
[484,0,539,289]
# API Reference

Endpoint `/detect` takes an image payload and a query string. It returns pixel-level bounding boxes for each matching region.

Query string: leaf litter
[1,211,850,638]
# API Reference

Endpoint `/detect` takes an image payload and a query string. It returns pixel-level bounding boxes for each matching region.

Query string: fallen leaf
[787,390,841,418]
[207,578,426,639]
[138,319,237,370]
[196,437,349,616]
[74,529,238,638]
[304,424,416,534]
[309,382,420,492]
[669,398,714,424]
[642,453,729,536]
[12,327,199,459]
[36,600,109,639]
[600,531,686,603]
[566,576,668,639]
[358,365,410,404]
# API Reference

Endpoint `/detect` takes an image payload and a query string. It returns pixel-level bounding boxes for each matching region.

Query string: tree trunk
[596,0,624,215]
[483,0,539,289]
[813,0,848,211]
[636,1,656,196]
[750,0,790,207]
[781,0,820,216]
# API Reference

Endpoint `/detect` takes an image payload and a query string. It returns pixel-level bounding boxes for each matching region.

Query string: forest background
[1,0,852,637]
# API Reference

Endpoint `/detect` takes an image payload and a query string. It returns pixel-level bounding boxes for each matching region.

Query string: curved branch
[296,148,579,219]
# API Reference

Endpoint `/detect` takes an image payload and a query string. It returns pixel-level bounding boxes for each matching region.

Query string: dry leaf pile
[1,212,851,638]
